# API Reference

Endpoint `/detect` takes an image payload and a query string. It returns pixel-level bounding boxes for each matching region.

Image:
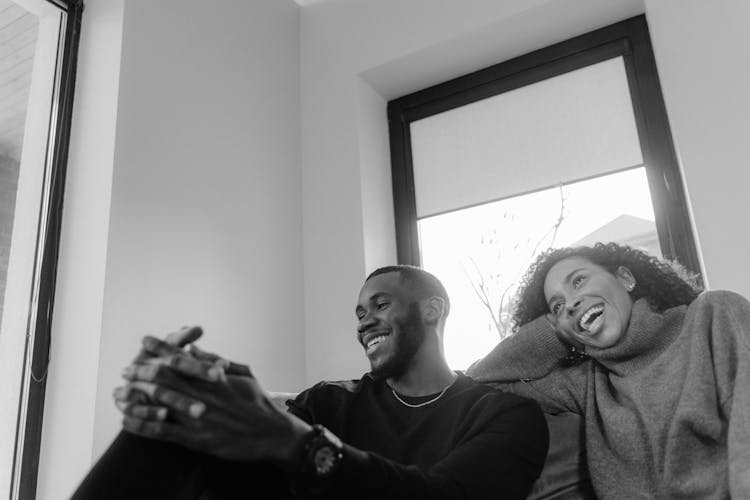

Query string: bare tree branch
[462,258,502,335]
[462,187,566,339]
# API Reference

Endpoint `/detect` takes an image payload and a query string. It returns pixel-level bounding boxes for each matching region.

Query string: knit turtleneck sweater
[467,290,750,499]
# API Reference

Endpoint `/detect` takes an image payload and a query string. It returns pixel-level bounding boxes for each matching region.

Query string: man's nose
[357,312,376,333]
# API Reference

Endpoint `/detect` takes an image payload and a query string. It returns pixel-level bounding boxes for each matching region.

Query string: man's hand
[133,325,203,363]
[114,326,204,409]
[115,326,252,410]
[117,347,311,466]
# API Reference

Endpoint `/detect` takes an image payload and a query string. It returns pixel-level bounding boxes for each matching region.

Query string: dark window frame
[10,1,84,498]
[387,15,700,276]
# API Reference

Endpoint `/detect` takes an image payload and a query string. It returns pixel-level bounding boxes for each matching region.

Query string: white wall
[93,0,303,454]
[644,0,750,297]
[38,0,303,497]
[37,0,123,497]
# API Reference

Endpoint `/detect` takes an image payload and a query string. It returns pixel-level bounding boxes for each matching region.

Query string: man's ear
[615,266,636,291]
[423,296,446,324]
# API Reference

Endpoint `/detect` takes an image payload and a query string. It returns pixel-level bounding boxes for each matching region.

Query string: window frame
[387,15,700,275]
[9,1,84,498]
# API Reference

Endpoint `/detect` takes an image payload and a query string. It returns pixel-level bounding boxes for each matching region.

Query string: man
[72,265,548,499]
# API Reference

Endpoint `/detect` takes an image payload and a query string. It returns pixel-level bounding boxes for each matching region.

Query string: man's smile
[362,331,391,354]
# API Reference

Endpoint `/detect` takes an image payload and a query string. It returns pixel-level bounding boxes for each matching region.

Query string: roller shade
[410,56,643,219]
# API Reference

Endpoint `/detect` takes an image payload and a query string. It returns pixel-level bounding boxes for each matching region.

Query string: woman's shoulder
[684,290,750,347]
[689,289,750,313]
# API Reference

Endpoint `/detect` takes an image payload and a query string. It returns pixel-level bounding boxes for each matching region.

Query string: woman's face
[543,256,635,350]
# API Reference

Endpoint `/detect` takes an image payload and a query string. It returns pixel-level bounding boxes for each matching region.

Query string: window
[0,0,82,498]
[387,16,699,368]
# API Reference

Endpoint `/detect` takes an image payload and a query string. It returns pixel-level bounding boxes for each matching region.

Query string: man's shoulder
[286,374,375,424]
[456,373,543,413]
[297,373,375,402]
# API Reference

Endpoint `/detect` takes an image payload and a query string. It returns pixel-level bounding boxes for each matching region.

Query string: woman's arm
[710,291,750,498]
[466,316,586,414]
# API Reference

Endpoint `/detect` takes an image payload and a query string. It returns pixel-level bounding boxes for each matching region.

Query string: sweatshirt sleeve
[466,315,586,414]
[711,291,750,498]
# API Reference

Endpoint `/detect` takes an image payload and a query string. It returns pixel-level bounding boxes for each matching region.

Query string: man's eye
[573,275,585,288]
[551,302,562,315]
[376,302,389,310]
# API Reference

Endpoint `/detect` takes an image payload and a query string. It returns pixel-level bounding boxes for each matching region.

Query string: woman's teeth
[578,305,604,331]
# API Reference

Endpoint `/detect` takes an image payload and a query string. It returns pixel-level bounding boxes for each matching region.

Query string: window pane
[0,0,39,326]
[419,167,659,370]
[0,0,67,496]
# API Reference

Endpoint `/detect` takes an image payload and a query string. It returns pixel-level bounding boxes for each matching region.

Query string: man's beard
[370,302,425,380]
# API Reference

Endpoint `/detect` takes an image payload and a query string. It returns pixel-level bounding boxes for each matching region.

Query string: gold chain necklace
[390,383,452,408]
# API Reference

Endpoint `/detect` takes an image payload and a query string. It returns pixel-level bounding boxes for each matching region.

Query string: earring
[626,280,635,292]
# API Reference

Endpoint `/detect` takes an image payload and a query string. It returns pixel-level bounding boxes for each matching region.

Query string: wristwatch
[302,424,343,480]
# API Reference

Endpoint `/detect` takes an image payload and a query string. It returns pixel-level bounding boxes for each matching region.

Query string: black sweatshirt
[287,372,548,499]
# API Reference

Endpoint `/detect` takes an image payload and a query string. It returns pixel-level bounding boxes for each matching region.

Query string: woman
[467,242,750,499]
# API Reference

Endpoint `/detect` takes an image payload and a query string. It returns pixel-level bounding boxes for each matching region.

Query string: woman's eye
[551,302,562,315]
[573,275,585,288]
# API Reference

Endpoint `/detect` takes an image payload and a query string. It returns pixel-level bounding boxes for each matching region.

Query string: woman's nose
[566,297,582,315]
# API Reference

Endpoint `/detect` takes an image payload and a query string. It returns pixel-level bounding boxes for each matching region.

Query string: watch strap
[302,424,343,480]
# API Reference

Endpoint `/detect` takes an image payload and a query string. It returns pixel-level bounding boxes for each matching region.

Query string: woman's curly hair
[512,242,703,331]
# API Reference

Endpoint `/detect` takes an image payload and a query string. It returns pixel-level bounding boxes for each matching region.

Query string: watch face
[314,446,338,475]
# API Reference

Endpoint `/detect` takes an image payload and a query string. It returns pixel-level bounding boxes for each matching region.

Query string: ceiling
[0,0,37,162]
[292,0,336,6]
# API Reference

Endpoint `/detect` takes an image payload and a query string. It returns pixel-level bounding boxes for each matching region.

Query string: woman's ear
[423,296,446,324]
[616,266,636,291]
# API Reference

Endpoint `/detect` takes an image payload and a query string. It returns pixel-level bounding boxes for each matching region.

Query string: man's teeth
[578,305,604,331]
[367,335,387,349]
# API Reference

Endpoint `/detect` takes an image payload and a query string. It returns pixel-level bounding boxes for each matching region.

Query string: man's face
[355,272,426,379]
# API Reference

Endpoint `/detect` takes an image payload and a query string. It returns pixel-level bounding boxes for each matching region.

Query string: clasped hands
[114,326,310,465]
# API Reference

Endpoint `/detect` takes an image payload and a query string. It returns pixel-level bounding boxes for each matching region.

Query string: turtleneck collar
[586,298,687,376]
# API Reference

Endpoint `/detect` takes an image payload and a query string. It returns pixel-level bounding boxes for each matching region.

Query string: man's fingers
[122,363,161,382]
[126,381,207,418]
[158,387,207,418]
[188,345,253,378]
[226,361,252,378]
[113,385,150,404]
[126,354,222,382]
[165,325,203,347]
[188,344,220,363]
[169,354,223,381]
[116,400,169,421]
[141,336,185,358]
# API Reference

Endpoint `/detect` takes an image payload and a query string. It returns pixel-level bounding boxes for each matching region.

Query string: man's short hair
[366,265,450,317]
